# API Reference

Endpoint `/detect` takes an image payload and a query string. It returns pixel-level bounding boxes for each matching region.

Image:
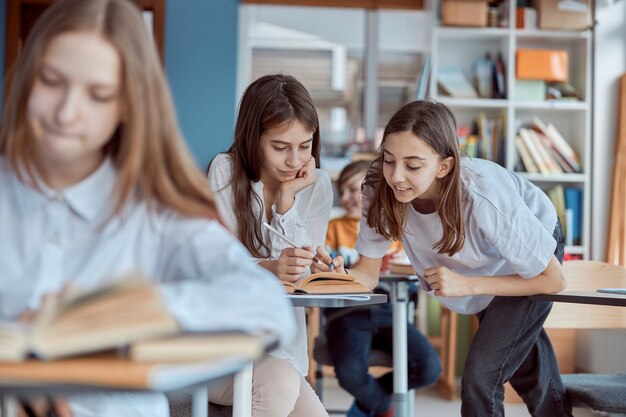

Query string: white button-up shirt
[0,156,296,417]
[208,153,333,375]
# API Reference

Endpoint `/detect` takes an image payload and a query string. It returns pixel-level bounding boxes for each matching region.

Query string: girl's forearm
[467,257,566,296]
[276,194,295,214]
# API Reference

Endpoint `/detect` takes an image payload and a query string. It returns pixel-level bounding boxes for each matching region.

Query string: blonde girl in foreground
[0,1,295,416]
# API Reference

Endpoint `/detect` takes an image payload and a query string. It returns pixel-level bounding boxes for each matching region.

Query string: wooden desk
[530,261,626,329]
[528,261,626,412]
[531,291,626,307]
[0,336,268,417]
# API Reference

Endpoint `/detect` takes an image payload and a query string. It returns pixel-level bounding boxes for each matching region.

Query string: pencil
[262,222,324,265]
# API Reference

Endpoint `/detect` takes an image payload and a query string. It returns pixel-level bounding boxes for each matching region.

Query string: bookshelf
[430,0,592,259]
[4,0,166,74]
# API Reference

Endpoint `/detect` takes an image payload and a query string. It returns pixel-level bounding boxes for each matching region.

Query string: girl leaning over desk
[313,100,572,417]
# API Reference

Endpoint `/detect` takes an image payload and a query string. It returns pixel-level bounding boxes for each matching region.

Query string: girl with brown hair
[207,74,332,416]
[0,1,295,416]
[313,100,573,417]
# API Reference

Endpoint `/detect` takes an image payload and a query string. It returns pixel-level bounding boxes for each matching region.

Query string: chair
[542,260,626,413]
[561,373,626,412]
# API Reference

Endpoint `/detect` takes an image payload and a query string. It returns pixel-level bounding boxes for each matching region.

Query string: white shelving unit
[430,0,593,259]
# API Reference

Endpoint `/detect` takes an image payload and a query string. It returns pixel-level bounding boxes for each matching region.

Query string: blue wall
[165,0,238,169]
[0,0,6,114]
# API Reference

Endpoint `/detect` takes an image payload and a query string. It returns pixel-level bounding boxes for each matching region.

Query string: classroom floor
[320,376,600,417]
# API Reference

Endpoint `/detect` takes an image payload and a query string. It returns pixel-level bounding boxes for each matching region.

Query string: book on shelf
[515,136,539,173]
[282,272,369,295]
[474,54,494,98]
[493,53,507,99]
[564,187,583,246]
[415,54,430,100]
[532,117,582,173]
[519,128,551,174]
[477,113,493,161]
[464,135,479,158]
[548,185,567,237]
[547,185,582,247]
[459,113,505,165]
[0,274,179,362]
[437,67,478,99]
[536,134,573,174]
[529,129,563,174]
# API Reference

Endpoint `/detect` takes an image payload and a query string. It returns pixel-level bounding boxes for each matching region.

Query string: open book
[282,272,369,295]
[0,274,179,362]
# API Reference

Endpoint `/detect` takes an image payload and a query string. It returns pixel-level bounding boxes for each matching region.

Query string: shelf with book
[438,97,509,109]
[431,0,593,259]
[514,101,589,111]
[435,27,511,39]
[515,173,587,183]
[515,29,591,40]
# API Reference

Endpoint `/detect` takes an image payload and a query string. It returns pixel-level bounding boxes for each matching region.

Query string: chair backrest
[544,260,626,329]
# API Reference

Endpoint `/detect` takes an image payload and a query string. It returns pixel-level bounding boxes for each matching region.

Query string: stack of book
[515,117,582,175]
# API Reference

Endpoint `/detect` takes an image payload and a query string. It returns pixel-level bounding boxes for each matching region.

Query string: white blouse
[0,157,296,417]
[208,153,333,375]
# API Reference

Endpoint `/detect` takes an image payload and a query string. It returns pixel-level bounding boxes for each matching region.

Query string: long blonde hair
[0,0,220,221]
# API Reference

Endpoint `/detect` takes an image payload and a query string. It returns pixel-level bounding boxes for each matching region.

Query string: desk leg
[191,386,208,417]
[1,396,17,417]
[392,282,409,417]
[232,361,253,417]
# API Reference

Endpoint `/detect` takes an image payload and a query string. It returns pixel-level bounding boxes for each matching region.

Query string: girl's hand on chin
[280,157,317,196]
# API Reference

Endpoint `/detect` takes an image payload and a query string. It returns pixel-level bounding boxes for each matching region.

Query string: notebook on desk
[596,288,626,295]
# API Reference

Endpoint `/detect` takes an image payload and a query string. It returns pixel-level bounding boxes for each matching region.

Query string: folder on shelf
[516,49,568,83]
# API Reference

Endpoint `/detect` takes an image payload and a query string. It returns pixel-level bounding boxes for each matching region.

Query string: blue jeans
[461,220,572,417]
[325,292,442,414]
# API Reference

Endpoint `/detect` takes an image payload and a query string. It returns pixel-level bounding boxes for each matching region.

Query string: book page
[0,322,28,361]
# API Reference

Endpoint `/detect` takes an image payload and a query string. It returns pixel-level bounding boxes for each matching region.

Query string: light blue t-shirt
[357,157,558,314]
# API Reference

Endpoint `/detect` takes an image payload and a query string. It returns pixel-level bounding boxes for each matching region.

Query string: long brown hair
[0,0,220,221]
[223,74,320,257]
[364,100,464,256]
